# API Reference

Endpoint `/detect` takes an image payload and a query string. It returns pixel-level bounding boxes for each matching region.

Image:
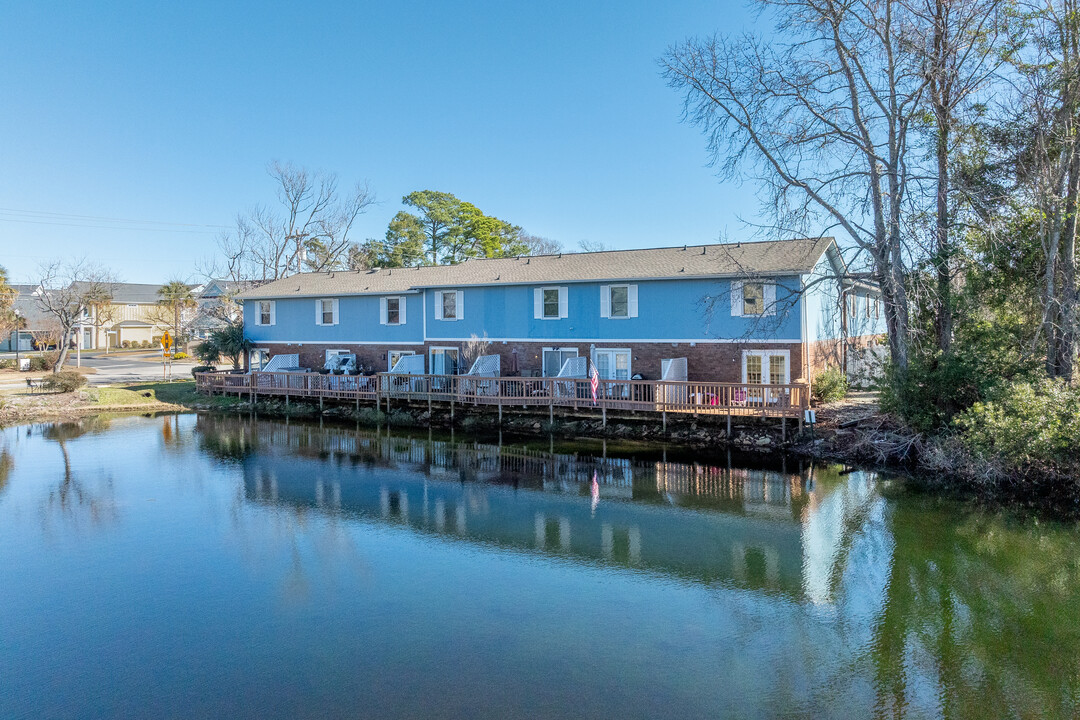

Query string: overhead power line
[0,206,232,233]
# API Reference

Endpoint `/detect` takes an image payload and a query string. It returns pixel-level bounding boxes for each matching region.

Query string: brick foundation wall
[251,340,809,383]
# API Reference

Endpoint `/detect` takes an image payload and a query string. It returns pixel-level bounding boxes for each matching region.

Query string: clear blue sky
[0,0,761,283]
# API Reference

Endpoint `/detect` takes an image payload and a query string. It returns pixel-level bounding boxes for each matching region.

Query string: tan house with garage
[76,282,180,350]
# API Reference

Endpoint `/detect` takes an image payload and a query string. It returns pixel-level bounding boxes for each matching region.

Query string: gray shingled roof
[67,282,168,304]
[236,237,834,300]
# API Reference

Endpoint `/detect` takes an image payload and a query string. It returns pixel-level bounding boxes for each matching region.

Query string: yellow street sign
[161,331,172,351]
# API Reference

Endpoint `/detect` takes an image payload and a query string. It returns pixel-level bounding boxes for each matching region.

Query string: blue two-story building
[235,237,885,384]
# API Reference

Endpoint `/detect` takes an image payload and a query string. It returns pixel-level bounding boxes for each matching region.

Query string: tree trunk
[930,0,953,354]
[53,329,73,373]
[1061,163,1079,381]
[1045,216,1062,377]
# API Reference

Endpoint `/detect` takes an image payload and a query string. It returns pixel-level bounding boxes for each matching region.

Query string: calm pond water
[1,414,1078,719]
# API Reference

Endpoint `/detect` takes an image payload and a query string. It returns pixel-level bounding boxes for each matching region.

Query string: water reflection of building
[198,416,874,602]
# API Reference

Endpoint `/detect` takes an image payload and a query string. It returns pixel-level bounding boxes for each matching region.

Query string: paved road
[76,352,198,384]
[0,351,197,388]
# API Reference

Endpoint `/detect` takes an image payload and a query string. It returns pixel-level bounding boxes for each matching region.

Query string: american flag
[590,363,599,405]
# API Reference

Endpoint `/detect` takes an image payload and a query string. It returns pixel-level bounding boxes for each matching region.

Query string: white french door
[742,350,790,404]
[593,349,631,380]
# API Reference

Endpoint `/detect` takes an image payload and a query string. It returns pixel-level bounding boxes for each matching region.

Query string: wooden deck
[196,371,810,427]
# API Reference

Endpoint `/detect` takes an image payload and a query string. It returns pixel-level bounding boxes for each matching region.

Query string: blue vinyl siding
[245,277,808,344]
[244,294,425,344]
[804,254,888,343]
[424,277,803,341]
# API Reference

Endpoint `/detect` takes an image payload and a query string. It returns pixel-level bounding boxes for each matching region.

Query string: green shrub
[813,366,848,403]
[28,356,52,371]
[954,378,1080,475]
[191,365,217,377]
[121,340,130,349]
[881,320,1037,432]
[354,407,387,425]
[140,340,151,349]
[42,371,88,393]
[172,351,188,359]
[0,359,15,370]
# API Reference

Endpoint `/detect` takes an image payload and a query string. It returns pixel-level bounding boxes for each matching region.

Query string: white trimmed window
[730,280,777,317]
[380,296,406,325]
[315,298,339,326]
[435,290,463,321]
[600,284,638,319]
[255,300,276,326]
[534,286,568,319]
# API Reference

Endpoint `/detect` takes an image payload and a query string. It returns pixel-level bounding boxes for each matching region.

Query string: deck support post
[662,410,667,432]
[428,393,432,416]
[549,403,553,425]
[450,398,454,424]
[319,395,323,412]
[726,412,731,437]
[782,417,786,442]
[602,406,606,427]
[498,402,503,425]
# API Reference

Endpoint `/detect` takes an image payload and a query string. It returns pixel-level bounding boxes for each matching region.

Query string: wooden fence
[196,370,810,427]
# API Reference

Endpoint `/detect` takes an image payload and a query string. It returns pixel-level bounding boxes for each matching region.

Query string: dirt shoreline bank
[4,384,1075,517]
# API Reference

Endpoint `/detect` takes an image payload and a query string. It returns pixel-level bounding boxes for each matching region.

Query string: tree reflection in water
[40,418,118,528]
[194,414,1080,717]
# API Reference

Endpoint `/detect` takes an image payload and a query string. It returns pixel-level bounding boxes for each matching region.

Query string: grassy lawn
[90,387,160,405]
[114,380,200,405]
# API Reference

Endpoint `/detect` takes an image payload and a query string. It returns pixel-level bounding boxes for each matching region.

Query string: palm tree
[156,279,197,346]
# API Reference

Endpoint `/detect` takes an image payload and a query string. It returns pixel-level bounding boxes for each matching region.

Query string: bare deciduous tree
[663,0,933,374]
[520,232,563,255]
[1007,0,1080,379]
[34,260,117,372]
[208,162,375,282]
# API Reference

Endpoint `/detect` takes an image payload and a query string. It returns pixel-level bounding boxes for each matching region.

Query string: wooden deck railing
[196,370,810,422]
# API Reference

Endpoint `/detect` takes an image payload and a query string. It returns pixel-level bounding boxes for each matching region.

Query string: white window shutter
[534,288,542,319]
[559,287,568,319]
[456,290,464,320]
[628,285,638,318]
[315,299,322,325]
[332,299,339,325]
[269,301,276,326]
[764,283,776,316]
[435,292,444,320]
[730,281,743,317]
[600,285,610,318]
[399,297,406,325]
[380,297,388,325]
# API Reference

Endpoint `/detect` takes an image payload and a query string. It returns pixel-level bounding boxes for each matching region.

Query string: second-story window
[731,280,776,318]
[257,301,275,326]
[380,296,406,325]
[610,286,628,317]
[601,284,637,318]
[743,282,764,315]
[543,288,560,318]
[436,290,462,321]
[534,286,568,319]
[315,298,338,326]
